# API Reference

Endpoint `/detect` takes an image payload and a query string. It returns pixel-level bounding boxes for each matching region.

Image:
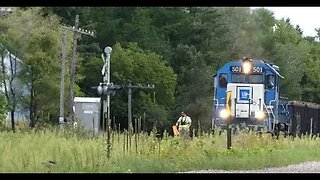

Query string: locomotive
[212,57,291,135]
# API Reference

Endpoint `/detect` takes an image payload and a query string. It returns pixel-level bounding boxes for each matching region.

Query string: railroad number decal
[253,67,263,73]
[231,66,242,73]
[230,66,263,73]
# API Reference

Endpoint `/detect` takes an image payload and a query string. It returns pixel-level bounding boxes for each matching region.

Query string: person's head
[181,111,186,117]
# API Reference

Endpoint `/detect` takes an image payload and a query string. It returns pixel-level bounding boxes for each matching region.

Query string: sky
[251,7,320,37]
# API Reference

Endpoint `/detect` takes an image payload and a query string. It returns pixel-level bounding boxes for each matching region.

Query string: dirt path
[185,161,320,173]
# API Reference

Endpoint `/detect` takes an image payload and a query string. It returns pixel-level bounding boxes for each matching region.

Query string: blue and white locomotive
[212,57,291,134]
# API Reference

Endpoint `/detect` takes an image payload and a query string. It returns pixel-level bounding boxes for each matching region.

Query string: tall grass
[1,124,320,172]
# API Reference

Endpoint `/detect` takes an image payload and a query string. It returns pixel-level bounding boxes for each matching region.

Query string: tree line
[0,7,320,133]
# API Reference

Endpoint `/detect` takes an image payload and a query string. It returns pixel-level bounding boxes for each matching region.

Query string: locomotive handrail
[268,95,280,131]
[213,98,218,107]
[213,98,226,115]
[220,97,226,102]
[213,98,220,113]
[268,99,276,107]
[216,98,226,107]
[264,103,276,131]
[213,98,218,103]
[264,103,271,131]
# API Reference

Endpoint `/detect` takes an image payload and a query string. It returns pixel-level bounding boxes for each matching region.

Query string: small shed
[74,97,101,133]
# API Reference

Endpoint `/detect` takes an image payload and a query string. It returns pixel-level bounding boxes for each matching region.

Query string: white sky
[251,7,320,37]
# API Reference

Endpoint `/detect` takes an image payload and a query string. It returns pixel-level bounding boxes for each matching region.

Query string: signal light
[242,61,252,74]
[242,57,253,74]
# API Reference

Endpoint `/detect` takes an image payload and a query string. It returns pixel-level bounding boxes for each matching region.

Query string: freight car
[287,100,320,137]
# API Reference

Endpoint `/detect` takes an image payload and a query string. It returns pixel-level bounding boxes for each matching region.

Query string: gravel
[185,161,320,173]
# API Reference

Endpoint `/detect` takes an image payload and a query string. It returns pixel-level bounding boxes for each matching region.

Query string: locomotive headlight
[242,61,252,74]
[219,109,230,119]
[255,111,265,120]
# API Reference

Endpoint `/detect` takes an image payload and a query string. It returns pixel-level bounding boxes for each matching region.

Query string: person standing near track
[175,111,192,138]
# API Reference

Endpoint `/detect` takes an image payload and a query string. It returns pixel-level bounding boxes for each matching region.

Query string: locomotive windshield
[231,74,263,84]
[231,74,245,83]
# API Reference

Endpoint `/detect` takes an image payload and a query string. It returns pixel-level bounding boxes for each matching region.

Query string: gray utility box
[74,97,101,133]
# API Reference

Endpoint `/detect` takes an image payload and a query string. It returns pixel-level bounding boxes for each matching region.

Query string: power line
[126,83,155,132]
[96,82,155,132]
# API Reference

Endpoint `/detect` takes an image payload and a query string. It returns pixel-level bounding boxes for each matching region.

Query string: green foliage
[110,42,176,128]
[0,7,73,126]
[0,94,7,126]
[217,7,277,59]
[300,42,320,103]
[271,18,313,99]
[77,56,103,97]
[174,47,213,131]
[274,18,302,45]
[272,42,307,99]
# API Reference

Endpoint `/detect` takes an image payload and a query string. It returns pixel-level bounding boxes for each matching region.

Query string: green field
[1,124,320,173]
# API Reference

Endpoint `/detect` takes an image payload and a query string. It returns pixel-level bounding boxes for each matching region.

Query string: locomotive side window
[265,74,275,89]
[219,73,227,88]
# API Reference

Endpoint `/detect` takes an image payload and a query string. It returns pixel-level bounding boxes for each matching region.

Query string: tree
[295,25,303,36]
[110,42,177,130]
[77,56,103,97]
[300,41,320,103]
[271,18,311,100]
[0,49,21,132]
[0,8,72,128]
[0,94,7,128]
[217,7,277,60]
[0,8,27,131]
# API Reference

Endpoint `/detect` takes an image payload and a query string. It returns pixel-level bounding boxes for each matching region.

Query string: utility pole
[59,32,67,129]
[128,83,132,131]
[126,83,155,131]
[68,14,79,123]
[61,14,95,123]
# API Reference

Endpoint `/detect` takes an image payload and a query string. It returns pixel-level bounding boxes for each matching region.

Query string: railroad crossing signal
[97,83,122,95]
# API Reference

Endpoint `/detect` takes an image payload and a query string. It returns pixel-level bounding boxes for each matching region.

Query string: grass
[0,124,320,172]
